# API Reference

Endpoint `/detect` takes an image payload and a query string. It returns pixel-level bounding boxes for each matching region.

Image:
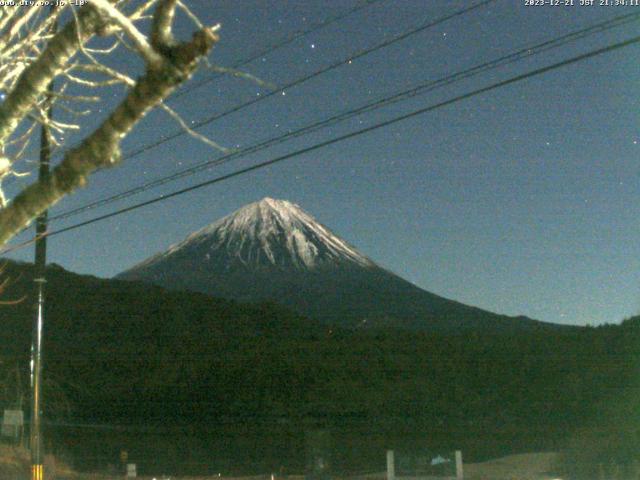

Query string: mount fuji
[117,198,556,332]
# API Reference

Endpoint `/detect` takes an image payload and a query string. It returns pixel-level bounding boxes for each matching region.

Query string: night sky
[4,0,640,326]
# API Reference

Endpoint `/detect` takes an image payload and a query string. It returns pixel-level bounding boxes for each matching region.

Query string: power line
[45,0,497,221]
[37,33,640,242]
[36,0,385,170]
[169,0,386,101]
[110,0,497,162]
[49,10,640,222]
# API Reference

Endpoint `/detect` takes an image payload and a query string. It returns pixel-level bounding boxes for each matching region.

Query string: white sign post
[455,451,463,479]
[127,463,137,478]
[387,450,395,480]
[1,410,23,442]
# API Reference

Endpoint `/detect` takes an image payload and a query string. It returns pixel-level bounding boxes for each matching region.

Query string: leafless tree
[0,0,221,247]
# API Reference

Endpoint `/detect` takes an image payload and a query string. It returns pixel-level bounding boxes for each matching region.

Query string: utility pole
[31,9,56,480]
[30,98,52,480]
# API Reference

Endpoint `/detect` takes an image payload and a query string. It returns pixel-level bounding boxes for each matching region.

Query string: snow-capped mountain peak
[133,198,375,271]
[118,198,551,333]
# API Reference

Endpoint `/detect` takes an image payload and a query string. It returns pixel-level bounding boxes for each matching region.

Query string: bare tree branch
[0,3,106,147]
[89,0,164,67]
[152,0,178,49]
[0,22,220,246]
[160,102,228,152]
[0,262,25,304]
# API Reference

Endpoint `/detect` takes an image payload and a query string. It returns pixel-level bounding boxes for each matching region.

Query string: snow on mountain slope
[131,197,374,272]
[118,198,558,333]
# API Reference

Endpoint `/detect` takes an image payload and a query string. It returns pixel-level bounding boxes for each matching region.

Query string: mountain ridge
[118,197,564,333]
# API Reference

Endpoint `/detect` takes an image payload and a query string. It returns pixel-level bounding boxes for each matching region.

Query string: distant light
[310,44,315,49]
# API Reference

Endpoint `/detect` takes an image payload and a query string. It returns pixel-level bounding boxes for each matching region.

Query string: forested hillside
[0,260,636,475]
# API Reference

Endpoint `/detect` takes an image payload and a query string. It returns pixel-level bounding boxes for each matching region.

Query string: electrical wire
[108,0,497,163]
[37,0,386,169]
[49,9,640,222]
[31,33,640,245]
[169,0,387,101]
